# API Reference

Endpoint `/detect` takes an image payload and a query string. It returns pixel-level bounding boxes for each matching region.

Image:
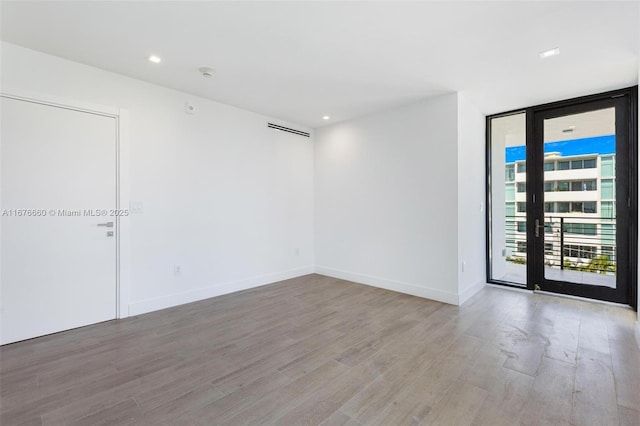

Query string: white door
[1,96,117,345]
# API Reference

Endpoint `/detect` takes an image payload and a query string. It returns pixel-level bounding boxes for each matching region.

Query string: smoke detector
[199,67,215,78]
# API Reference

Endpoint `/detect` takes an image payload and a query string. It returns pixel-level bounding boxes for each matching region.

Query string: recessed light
[148,55,162,64]
[539,48,560,59]
[322,115,331,120]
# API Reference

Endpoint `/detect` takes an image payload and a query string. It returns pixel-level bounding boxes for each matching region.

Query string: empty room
[1,1,639,425]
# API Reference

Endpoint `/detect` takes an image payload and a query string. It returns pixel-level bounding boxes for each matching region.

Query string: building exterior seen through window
[504,135,616,272]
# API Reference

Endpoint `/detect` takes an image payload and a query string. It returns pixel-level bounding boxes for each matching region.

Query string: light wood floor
[1,274,639,425]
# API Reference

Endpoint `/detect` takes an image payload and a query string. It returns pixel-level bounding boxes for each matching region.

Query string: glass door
[530,95,633,304]
[488,87,637,307]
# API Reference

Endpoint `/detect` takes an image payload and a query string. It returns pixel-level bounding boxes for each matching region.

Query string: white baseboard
[128,266,314,316]
[314,265,459,305]
[458,280,486,305]
[635,321,640,351]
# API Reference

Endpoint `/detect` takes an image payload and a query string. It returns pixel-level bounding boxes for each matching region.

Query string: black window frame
[486,86,638,309]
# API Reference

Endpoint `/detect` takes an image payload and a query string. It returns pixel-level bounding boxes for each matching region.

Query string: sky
[505,135,615,163]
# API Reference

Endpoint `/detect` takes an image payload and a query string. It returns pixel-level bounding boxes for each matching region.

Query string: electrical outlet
[173,265,182,275]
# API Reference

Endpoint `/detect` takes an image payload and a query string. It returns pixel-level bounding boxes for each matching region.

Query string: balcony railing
[504,216,616,275]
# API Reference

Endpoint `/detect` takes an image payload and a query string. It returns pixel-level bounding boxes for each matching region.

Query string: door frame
[486,86,638,309]
[1,87,131,319]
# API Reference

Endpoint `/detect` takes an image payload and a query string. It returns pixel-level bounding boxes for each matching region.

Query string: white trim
[458,280,487,305]
[116,109,131,318]
[0,86,119,117]
[0,88,130,321]
[129,266,315,316]
[314,266,459,305]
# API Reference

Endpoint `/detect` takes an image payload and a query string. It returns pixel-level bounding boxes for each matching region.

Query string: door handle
[535,219,545,237]
[97,221,114,228]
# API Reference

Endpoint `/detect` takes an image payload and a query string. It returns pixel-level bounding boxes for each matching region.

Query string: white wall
[457,93,487,303]
[314,94,485,305]
[1,42,315,315]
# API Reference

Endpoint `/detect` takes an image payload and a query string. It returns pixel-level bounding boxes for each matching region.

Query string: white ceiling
[1,1,638,128]
[544,108,615,142]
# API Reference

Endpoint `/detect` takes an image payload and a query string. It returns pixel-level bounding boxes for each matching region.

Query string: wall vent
[267,123,310,138]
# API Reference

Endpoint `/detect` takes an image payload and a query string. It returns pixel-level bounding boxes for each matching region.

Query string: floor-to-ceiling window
[488,111,527,286]
[487,87,637,308]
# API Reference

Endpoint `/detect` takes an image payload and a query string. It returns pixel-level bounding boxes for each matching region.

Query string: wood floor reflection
[1,274,638,425]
